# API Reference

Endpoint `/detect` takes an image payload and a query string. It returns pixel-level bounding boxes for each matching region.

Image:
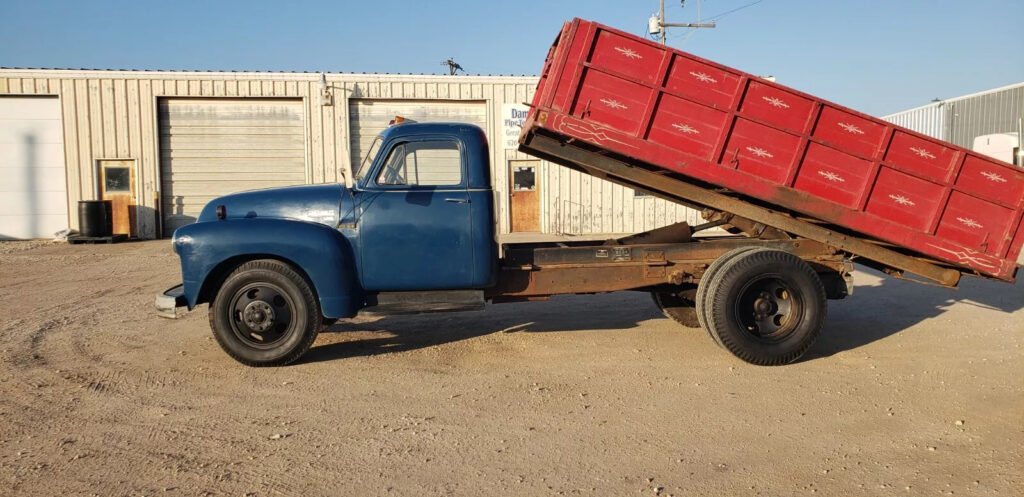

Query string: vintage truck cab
[159,121,499,365]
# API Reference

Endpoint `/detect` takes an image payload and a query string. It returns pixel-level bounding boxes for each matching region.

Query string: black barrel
[78,200,112,237]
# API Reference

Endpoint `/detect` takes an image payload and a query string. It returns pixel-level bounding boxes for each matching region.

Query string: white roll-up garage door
[0,96,68,240]
[159,98,306,236]
[349,100,487,172]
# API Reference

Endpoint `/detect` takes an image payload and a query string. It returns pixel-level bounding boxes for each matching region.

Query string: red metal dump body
[523,19,1024,281]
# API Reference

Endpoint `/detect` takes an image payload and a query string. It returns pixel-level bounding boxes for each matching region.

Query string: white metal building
[0,69,700,240]
[883,82,1024,166]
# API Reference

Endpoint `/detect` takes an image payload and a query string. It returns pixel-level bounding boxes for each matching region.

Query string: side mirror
[338,167,352,188]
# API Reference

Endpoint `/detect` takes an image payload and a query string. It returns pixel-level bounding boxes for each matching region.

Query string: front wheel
[209,259,322,367]
[702,249,826,366]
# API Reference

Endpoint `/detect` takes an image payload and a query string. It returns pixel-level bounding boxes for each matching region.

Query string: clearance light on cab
[388,116,417,126]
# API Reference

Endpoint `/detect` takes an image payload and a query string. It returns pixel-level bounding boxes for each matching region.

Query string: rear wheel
[703,249,826,366]
[695,246,770,347]
[652,284,700,328]
[209,259,321,367]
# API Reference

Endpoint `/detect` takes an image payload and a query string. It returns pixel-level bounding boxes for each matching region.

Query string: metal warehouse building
[0,69,700,240]
[883,82,1023,166]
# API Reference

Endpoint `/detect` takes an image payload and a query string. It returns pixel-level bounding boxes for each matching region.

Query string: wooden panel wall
[0,70,699,239]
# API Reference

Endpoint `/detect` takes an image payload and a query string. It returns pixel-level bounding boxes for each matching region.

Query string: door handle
[445,198,470,204]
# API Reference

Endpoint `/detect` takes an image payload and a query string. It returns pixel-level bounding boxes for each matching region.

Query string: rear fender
[172,218,361,318]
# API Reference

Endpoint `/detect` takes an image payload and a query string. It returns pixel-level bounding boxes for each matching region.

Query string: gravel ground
[0,240,1021,496]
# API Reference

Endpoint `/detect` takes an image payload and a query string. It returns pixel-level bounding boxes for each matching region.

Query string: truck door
[357,137,476,291]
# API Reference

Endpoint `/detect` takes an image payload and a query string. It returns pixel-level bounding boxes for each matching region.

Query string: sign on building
[502,104,530,150]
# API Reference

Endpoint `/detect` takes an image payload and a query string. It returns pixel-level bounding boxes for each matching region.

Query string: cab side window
[376,140,462,186]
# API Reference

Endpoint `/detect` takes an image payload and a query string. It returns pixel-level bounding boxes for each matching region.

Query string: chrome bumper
[155,284,187,319]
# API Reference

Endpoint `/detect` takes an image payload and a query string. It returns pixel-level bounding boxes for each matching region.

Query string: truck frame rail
[489,234,852,300]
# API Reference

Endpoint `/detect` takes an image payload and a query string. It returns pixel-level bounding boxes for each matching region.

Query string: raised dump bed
[521,18,1024,282]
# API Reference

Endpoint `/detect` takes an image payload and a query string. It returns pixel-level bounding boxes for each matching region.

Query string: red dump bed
[524,18,1024,281]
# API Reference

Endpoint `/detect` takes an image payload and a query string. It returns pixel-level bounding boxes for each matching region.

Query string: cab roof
[378,121,486,142]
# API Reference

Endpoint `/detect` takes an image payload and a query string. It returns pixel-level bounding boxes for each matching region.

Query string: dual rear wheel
[653,248,827,366]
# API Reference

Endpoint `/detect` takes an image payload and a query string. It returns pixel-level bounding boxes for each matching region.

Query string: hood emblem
[302,208,336,223]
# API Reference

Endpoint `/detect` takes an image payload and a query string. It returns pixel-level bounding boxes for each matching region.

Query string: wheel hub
[753,293,777,316]
[243,301,275,332]
[229,283,295,347]
[735,277,799,341]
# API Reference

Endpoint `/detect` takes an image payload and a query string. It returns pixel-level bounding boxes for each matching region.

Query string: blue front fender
[172,218,362,318]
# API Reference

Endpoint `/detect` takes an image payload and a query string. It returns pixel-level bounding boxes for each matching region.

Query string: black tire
[703,249,826,366]
[695,246,770,347]
[208,259,322,367]
[652,285,700,328]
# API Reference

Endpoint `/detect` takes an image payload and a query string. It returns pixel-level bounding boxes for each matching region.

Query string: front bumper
[155,284,188,319]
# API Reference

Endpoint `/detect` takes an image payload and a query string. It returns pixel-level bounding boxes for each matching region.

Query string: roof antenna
[441,58,464,75]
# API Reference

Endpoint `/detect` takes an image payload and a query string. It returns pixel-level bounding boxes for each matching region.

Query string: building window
[104,166,132,192]
[512,166,536,191]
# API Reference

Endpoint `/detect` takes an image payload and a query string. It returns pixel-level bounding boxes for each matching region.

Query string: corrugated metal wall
[503,130,701,235]
[946,85,1024,149]
[883,82,1024,150]
[0,69,695,239]
[881,102,946,140]
[535,157,703,234]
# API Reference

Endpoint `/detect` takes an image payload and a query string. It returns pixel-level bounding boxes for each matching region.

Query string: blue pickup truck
[158,119,856,367]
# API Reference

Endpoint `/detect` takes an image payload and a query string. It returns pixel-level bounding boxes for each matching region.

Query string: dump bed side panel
[525,19,1023,281]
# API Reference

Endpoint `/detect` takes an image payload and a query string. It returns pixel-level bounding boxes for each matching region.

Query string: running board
[358,290,485,317]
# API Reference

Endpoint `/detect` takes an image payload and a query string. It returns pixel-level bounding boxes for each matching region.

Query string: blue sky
[2,0,1021,115]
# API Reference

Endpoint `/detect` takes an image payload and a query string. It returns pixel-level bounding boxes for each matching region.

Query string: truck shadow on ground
[803,266,1024,361]
[304,266,1024,364]
[304,291,663,363]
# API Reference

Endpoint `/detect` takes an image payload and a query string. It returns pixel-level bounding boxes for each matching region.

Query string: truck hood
[196,184,347,227]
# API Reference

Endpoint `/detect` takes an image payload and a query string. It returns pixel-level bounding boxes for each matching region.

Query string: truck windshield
[355,137,382,181]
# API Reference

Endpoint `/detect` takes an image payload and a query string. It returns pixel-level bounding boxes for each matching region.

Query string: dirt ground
[0,239,1021,496]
